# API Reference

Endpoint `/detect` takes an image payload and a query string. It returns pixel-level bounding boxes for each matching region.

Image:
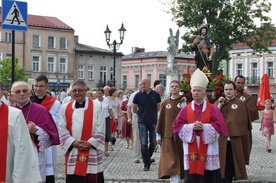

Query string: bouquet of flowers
[180,72,230,100]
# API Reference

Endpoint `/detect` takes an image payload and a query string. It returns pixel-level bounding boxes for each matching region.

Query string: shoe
[104,151,109,157]
[125,144,129,149]
[129,146,133,150]
[143,165,150,171]
[134,159,140,163]
[150,158,155,163]
[109,146,114,151]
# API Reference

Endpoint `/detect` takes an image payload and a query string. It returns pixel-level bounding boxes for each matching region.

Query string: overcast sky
[1,0,275,54]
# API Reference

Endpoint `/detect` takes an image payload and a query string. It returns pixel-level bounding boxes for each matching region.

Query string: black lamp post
[104,23,126,87]
[57,78,60,93]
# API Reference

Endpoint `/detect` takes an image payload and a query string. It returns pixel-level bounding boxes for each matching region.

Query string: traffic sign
[2,0,28,31]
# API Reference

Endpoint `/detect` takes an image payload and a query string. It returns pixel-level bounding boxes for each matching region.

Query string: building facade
[0,13,75,91]
[228,40,276,99]
[75,36,123,89]
[122,49,195,90]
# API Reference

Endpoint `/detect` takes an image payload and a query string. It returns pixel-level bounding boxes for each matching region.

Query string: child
[260,99,275,153]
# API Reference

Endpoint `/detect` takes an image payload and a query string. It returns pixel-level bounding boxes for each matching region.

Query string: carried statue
[189,23,214,75]
[167,28,179,70]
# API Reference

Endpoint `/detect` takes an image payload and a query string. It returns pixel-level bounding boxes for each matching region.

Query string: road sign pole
[12,30,15,85]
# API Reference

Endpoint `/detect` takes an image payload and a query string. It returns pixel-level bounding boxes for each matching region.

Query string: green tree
[0,57,27,89]
[165,0,276,74]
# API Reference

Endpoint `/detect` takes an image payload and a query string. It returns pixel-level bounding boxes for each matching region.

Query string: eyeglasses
[34,85,47,88]
[14,89,29,94]
[71,89,87,93]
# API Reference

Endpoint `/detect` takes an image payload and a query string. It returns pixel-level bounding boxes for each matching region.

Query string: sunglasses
[14,89,29,94]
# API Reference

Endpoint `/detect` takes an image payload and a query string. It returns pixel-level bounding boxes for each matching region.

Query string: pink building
[121,49,195,90]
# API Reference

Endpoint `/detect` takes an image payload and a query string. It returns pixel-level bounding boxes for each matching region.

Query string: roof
[75,43,123,56]
[28,14,73,30]
[232,38,276,50]
[0,13,73,30]
[122,51,194,60]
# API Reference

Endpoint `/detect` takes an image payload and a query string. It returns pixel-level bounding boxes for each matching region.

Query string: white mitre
[190,68,209,89]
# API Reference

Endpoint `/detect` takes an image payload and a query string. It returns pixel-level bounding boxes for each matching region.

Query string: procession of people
[0,24,271,183]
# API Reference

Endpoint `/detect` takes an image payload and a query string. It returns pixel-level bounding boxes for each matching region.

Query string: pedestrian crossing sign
[2,0,28,31]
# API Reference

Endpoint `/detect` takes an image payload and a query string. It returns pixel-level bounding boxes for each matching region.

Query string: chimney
[74,35,79,43]
[131,47,145,53]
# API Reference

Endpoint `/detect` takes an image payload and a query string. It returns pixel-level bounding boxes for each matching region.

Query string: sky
[1,0,275,54]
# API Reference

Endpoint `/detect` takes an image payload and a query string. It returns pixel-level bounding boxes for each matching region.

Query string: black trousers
[184,169,221,183]
[66,172,104,183]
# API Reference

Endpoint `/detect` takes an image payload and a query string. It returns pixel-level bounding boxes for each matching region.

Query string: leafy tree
[0,57,27,89]
[163,0,276,74]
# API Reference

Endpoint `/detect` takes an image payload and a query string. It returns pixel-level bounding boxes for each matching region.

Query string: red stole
[41,95,56,111]
[0,103,9,182]
[187,102,211,175]
[65,99,93,176]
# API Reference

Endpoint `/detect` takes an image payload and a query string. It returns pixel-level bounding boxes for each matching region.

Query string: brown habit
[236,91,259,165]
[156,97,184,179]
[215,98,250,179]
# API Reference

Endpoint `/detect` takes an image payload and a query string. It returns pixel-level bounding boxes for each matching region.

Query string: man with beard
[190,23,214,71]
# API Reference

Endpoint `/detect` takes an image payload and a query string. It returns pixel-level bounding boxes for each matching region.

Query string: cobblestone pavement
[56,122,276,183]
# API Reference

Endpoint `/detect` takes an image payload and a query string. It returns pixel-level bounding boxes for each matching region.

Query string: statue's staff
[196,41,209,70]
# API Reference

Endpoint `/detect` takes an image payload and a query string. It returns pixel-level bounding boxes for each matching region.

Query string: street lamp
[57,78,60,93]
[104,23,126,87]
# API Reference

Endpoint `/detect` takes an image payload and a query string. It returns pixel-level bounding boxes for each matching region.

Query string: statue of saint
[167,28,179,70]
[190,23,214,72]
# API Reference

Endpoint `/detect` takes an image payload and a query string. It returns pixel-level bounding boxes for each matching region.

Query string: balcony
[245,77,260,85]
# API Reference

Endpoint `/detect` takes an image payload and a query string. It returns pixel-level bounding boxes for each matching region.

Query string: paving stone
[55,122,276,183]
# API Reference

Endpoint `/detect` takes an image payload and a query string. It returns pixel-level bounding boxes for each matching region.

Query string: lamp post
[104,23,126,87]
[57,78,60,93]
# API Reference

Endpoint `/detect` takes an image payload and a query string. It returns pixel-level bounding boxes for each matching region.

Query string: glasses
[14,89,29,94]
[34,85,47,88]
[71,89,87,93]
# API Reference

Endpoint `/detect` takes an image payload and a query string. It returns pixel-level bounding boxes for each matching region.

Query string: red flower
[186,73,191,77]
[219,73,224,80]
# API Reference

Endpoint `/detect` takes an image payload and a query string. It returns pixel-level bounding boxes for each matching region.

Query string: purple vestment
[12,101,60,145]
[173,101,228,137]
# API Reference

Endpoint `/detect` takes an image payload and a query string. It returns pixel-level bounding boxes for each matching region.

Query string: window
[6,53,12,58]
[78,65,84,79]
[88,65,94,80]
[60,37,67,49]
[5,32,12,42]
[100,66,107,85]
[0,52,3,61]
[110,67,114,80]
[59,57,67,73]
[147,73,152,83]
[122,75,127,89]
[267,62,274,78]
[48,36,56,49]
[32,56,40,72]
[159,74,166,87]
[135,75,140,88]
[251,63,258,84]
[33,35,40,47]
[47,57,55,72]
[236,64,243,76]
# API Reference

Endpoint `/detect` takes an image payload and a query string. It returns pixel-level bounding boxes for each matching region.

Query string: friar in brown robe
[156,80,185,181]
